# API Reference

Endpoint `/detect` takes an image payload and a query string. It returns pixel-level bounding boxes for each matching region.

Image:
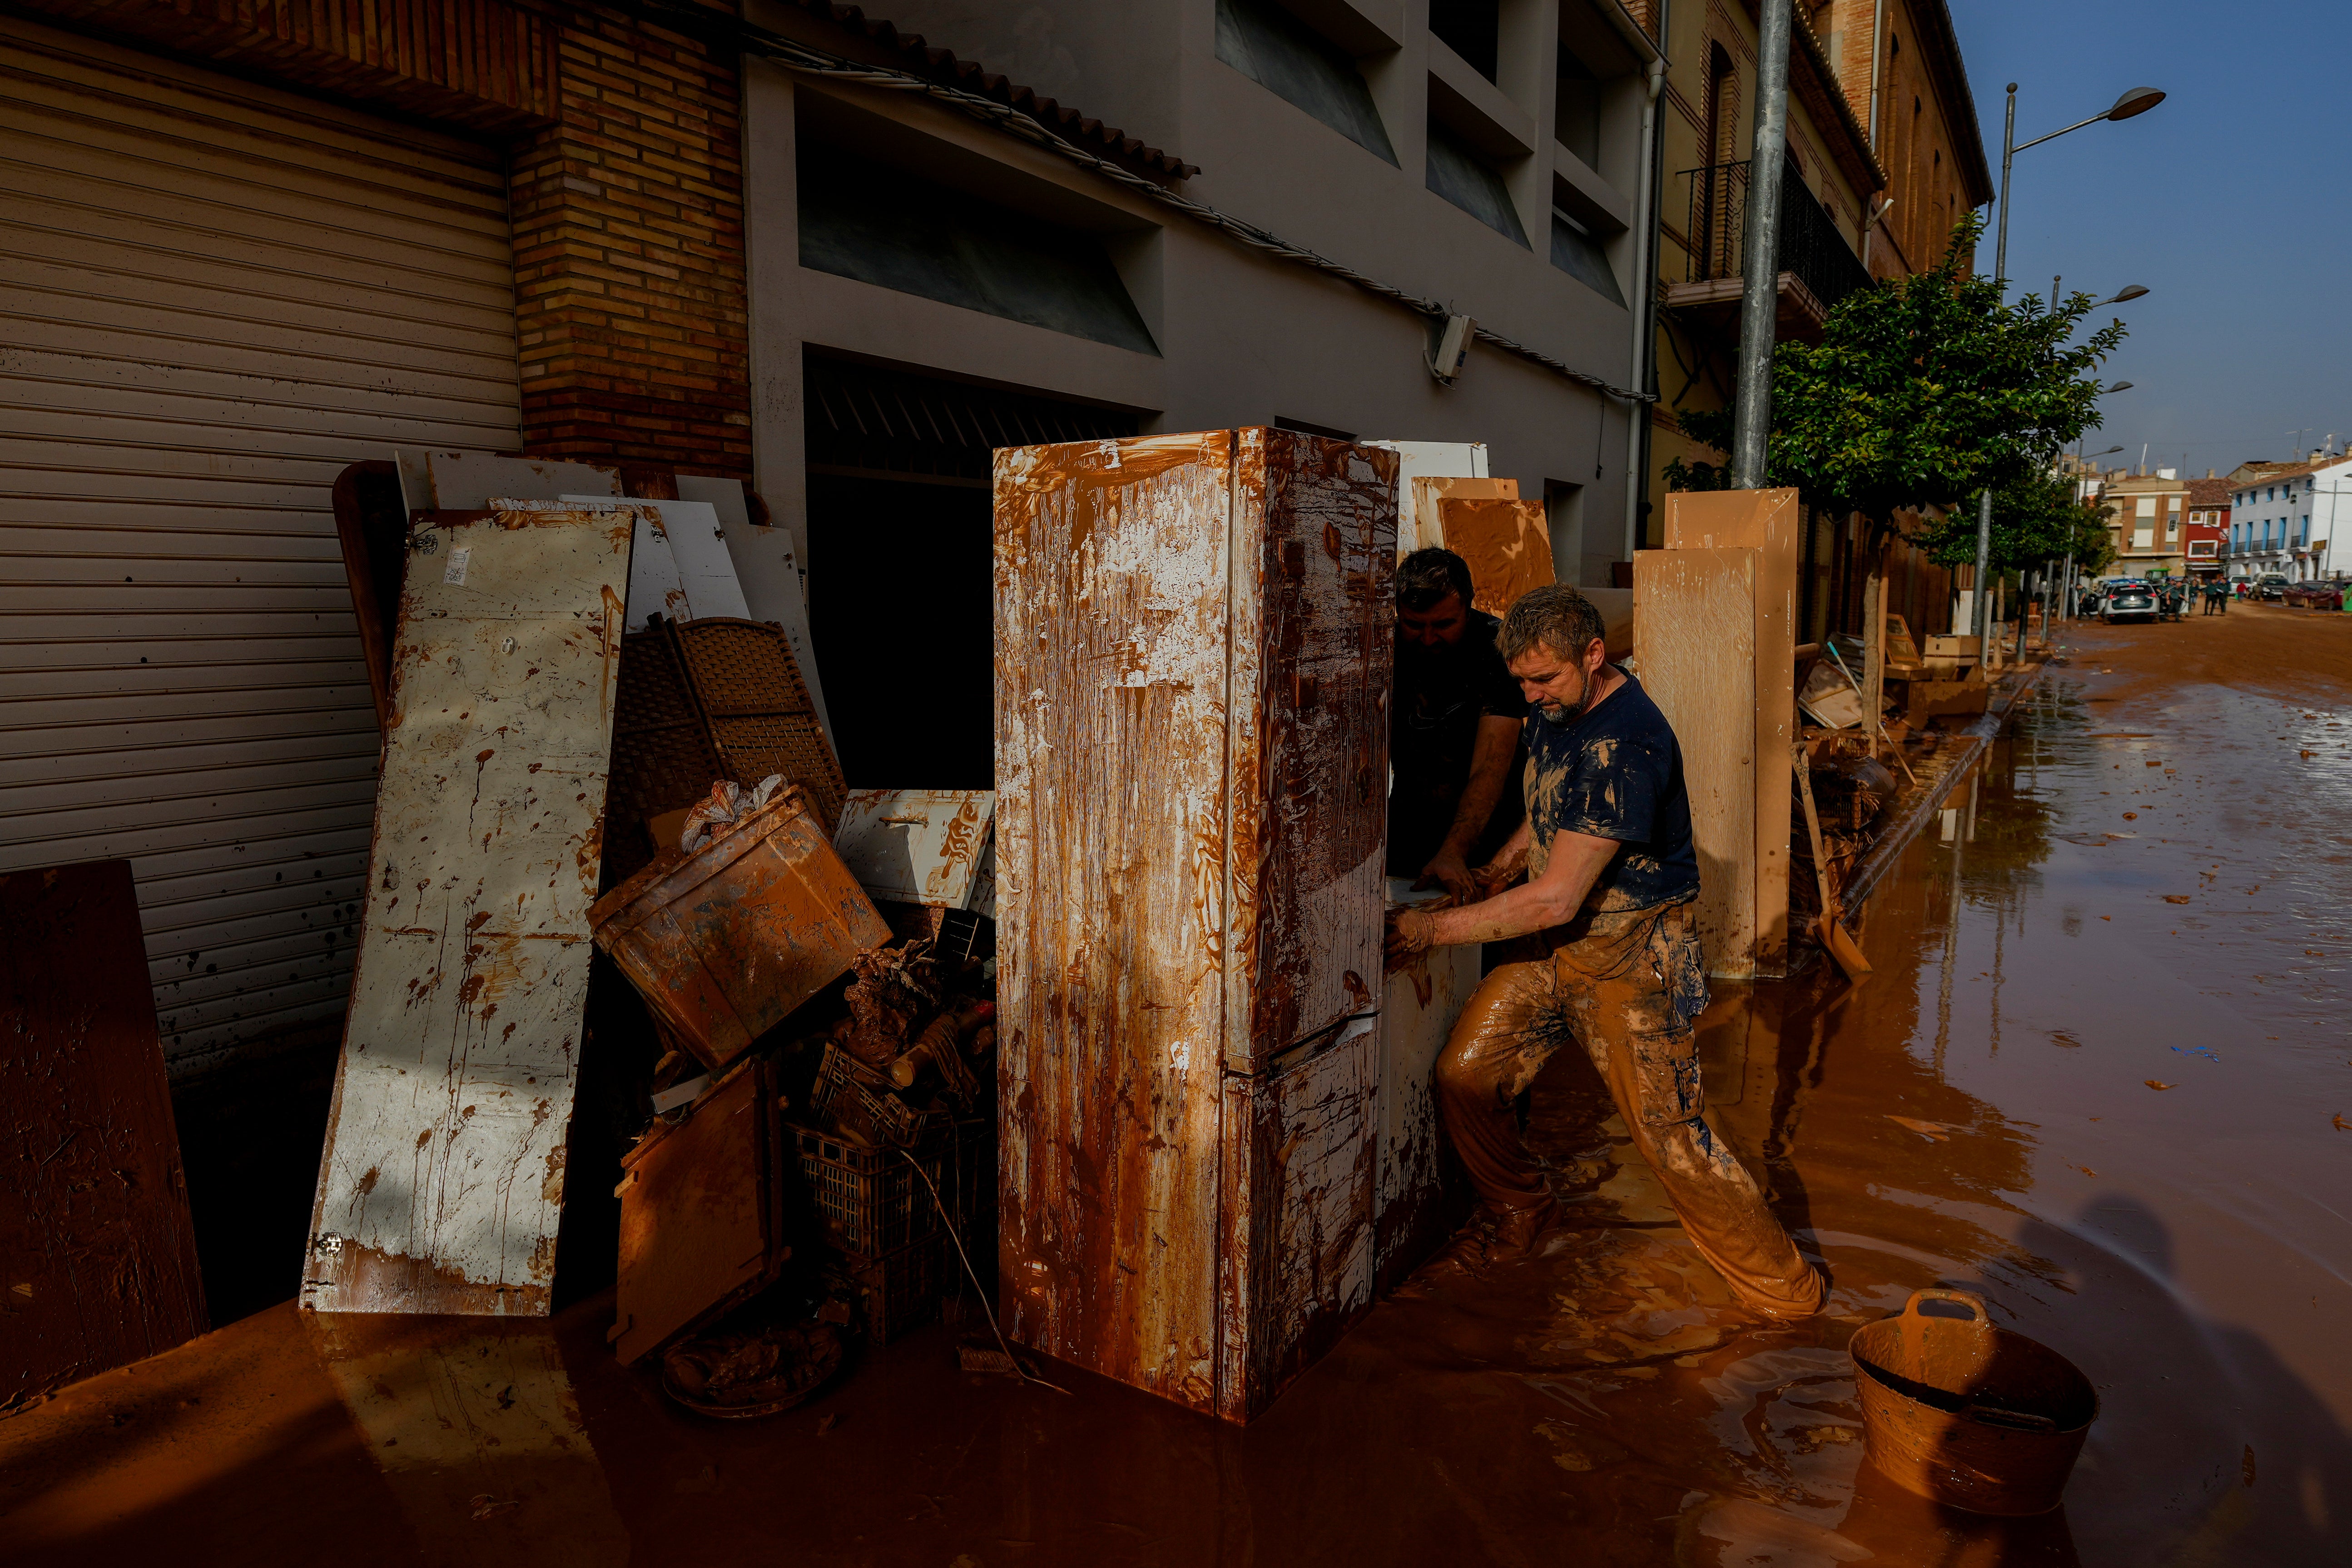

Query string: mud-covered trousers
[1434,897,1826,1319]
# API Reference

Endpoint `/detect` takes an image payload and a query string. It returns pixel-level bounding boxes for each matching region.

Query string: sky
[1951,0,2352,478]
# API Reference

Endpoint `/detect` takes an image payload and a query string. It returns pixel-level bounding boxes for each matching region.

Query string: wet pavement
[5,607,2348,1566]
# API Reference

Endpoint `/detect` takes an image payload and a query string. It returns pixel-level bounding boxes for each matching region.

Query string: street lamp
[2059,444,2127,623]
[1995,84,2166,288]
[1966,267,2154,653]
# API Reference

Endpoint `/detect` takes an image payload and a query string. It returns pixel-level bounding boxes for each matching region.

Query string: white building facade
[2228,457,2351,583]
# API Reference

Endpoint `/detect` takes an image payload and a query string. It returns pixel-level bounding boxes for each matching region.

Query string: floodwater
[5,608,2348,1566]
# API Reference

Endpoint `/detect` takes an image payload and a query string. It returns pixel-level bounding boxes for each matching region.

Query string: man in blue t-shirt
[1385,585,1825,1320]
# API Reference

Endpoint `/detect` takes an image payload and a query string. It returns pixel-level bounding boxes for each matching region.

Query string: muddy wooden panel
[1,860,205,1399]
[1224,429,1396,1072]
[994,433,1235,1411]
[1634,548,1760,978]
[1407,473,1515,554]
[832,789,996,909]
[304,505,630,1315]
[610,1057,783,1364]
[1215,1018,1378,1423]
[1436,496,1554,617]
[1375,934,1480,1295]
[1662,489,1800,977]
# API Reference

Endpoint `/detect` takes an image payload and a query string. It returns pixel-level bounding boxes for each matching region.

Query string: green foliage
[1915,469,2117,575]
[1666,213,2127,565]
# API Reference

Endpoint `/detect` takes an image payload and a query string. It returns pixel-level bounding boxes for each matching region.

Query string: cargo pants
[1433,897,1826,1320]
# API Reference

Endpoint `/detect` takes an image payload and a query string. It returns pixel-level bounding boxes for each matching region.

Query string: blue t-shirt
[1523,670,1701,913]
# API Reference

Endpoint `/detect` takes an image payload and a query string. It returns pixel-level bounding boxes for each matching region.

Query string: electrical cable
[896,1145,1071,1396]
[660,0,1657,405]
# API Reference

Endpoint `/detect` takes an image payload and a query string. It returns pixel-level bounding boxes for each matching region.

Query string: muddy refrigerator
[993,429,1398,1422]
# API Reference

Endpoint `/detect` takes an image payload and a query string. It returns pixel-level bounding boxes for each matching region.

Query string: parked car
[2256,575,2290,601]
[2284,577,2348,610]
[2102,583,2160,623]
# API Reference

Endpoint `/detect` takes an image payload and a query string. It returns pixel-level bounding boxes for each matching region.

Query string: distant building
[2226,452,2349,582]
[2096,469,2188,578]
[2184,475,2229,579]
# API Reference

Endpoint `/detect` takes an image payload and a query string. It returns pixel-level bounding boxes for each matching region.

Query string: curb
[1839,654,2054,913]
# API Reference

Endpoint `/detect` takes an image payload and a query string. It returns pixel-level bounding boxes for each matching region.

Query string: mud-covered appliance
[993,428,1397,1422]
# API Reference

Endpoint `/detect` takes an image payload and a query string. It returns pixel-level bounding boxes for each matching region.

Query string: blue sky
[1954,0,2352,476]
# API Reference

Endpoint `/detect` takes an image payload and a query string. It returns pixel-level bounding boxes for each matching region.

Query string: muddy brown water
[5,609,2348,1566]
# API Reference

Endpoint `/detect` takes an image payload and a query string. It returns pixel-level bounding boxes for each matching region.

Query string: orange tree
[1667,213,2125,573]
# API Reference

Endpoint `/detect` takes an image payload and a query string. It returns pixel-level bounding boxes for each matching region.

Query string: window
[2302,516,2311,544]
[1427,118,1528,245]
[1429,0,1499,82]
[2135,497,2156,517]
[1555,45,1601,168]
[797,149,1159,355]
[1215,0,1398,165]
[1549,208,1623,303]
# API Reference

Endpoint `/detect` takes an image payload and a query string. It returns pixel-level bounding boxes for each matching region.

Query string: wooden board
[303,504,631,1315]
[1,860,205,1400]
[994,432,1237,1411]
[1662,489,1800,977]
[1408,474,1516,554]
[1438,496,1553,616]
[609,1057,784,1364]
[1634,548,1760,978]
[1360,441,1487,555]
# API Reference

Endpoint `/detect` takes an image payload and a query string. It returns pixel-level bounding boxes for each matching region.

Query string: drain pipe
[1623,37,1667,566]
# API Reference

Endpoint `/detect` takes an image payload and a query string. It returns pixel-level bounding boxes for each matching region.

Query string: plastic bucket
[1849,1288,2098,1517]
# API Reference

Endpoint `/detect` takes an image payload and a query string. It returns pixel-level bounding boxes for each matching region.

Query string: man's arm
[1414,715,1522,898]
[1387,827,1620,956]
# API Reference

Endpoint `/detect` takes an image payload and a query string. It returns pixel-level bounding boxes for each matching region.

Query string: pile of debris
[307,450,1002,1415]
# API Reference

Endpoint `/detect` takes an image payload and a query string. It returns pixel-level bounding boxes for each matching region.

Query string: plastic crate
[794,1121,953,1257]
[844,1236,948,1345]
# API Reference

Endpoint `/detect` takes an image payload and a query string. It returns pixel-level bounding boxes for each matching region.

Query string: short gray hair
[1498,585,1605,663]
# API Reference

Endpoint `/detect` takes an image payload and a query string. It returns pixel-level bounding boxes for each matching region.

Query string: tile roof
[2186,477,2233,507]
[784,3,1198,179]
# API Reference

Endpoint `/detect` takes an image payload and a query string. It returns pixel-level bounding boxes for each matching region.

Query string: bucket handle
[1900,1287,1989,1322]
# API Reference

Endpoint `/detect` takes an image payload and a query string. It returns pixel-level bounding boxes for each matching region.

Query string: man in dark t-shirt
[1389,549,1527,898]
[1384,585,1825,1320]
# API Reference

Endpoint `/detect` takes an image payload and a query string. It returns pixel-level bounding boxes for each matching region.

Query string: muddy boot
[1399,1198,1560,1292]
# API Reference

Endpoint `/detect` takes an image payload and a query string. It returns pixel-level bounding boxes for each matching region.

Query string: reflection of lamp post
[1974,84,2164,658]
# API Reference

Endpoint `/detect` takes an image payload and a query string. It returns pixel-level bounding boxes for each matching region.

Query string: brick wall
[512,5,750,475]
[15,0,752,477]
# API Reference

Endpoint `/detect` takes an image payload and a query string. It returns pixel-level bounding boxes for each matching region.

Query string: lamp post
[1730,0,1793,489]
[1995,84,2166,289]
[1975,83,2164,661]
[2061,442,2126,622]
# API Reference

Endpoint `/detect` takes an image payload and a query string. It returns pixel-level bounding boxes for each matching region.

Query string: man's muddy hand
[1384,908,1435,966]
[1413,849,1479,901]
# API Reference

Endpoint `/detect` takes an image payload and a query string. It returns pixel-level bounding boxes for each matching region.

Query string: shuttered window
[0,17,521,1072]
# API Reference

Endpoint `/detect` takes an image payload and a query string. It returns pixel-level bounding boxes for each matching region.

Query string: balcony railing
[1678,160,1873,315]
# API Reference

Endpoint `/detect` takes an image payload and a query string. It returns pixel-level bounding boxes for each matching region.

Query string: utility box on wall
[993,429,1397,1423]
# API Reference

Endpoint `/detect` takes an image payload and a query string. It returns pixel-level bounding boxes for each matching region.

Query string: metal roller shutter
[0,16,521,1073]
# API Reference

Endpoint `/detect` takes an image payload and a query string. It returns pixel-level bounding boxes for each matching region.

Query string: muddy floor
[5,606,2348,1567]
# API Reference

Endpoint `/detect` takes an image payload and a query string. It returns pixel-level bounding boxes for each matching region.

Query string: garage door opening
[801,353,1142,789]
